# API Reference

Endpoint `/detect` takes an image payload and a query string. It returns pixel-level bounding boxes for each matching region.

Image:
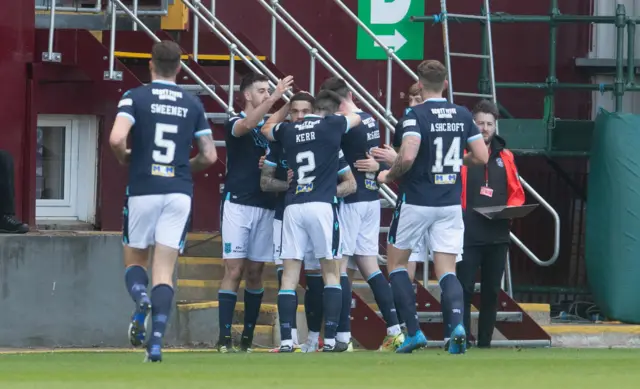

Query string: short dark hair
[290,92,315,105]
[416,60,447,92]
[408,82,421,97]
[240,72,270,92]
[319,77,349,98]
[151,41,182,78]
[472,99,499,120]
[313,90,342,114]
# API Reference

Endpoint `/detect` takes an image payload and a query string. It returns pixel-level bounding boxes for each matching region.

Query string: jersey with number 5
[272,114,349,205]
[399,98,481,207]
[117,81,212,197]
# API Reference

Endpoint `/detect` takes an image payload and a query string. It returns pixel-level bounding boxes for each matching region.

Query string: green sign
[356,0,425,60]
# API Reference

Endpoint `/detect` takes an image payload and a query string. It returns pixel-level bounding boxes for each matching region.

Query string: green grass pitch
[0,348,638,388]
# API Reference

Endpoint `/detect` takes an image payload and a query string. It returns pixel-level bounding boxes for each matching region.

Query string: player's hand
[377,169,390,184]
[287,169,294,185]
[273,75,294,99]
[258,155,266,169]
[354,153,380,172]
[370,144,397,165]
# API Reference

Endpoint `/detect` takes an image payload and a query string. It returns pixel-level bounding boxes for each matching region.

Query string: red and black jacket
[461,135,525,247]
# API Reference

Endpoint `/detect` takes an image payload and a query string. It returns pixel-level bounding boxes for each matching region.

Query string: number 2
[432,136,463,173]
[152,123,178,164]
[296,150,316,184]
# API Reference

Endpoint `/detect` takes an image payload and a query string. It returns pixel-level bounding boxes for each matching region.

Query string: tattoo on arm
[337,170,357,197]
[387,136,420,182]
[260,164,289,192]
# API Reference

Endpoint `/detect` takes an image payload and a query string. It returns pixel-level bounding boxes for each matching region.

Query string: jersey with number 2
[399,98,481,207]
[117,81,211,197]
[272,114,349,205]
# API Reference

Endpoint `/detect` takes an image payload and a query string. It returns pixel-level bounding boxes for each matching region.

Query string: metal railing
[35,0,169,15]
[184,0,292,103]
[106,0,230,148]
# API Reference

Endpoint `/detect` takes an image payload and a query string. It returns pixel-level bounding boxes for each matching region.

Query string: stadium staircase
[36,0,558,349]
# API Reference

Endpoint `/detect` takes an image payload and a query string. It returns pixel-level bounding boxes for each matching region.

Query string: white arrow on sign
[370,0,412,25]
[374,30,408,51]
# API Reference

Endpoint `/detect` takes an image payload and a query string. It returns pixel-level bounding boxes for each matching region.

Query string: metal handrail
[188,0,293,101]
[36,0,102,13]
[257,0,399,206]
[110,0,232,119]
[269,0,390,118]
[181,0,290,103]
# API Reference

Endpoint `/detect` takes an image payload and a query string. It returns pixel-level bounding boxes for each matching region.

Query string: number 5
[153,123,178,164]
[296,150,316,184]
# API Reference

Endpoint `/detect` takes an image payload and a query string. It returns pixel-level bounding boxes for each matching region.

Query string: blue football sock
[277,290,297,344]
[440,272,464,335]
[337,274,351,340]
[148,284,174,348]
[440,292,450,338]
[323,285,342,341]
[277,268,298,330]
[242,288,264,341]
[367,271,400,329]
[389,268,419,337]
[218,290,237,344]
[124,265,149,305]
[304,274,324,333]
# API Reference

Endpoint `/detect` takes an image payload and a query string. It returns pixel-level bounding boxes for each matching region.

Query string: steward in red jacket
[456,100,524,349]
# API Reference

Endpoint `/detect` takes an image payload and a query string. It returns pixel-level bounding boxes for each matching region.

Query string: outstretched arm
[190,133,218,172]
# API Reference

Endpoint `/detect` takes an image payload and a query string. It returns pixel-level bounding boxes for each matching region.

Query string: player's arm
[379,112,420,183]
[235,76,293,138]
[190,104,218,172]
[261,100,291,142]
[337,164,357,198]
[260,149,288,192]
[463,118,489,166]
[109,91,136,165]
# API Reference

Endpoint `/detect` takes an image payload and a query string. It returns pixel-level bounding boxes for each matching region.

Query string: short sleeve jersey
[116,80,212,197]
[271,114,349,206]
[340,110,381,203]
[223,112,274,209]
[398,98,481,207]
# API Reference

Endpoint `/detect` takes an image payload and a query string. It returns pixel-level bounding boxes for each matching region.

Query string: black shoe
[278,344,294,353]
[322,341,349,352]
[0,215,28,234]
[240,335,253,353]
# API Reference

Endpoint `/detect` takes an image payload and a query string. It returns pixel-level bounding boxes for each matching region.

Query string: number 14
[432,136,463,173]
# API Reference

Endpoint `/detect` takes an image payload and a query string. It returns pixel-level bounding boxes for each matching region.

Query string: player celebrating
[320,77,404,352]
[260,91,314,350]
[378,60,489,354]
[218,72,293,353]
[262,90,361,352]
[109,41,218,362]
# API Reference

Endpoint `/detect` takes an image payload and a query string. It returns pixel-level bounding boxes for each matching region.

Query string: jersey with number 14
[399,98,481,207]
[271,114,349,205]
[117,80,211,197]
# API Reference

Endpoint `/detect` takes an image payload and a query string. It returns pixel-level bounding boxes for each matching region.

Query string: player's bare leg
[144,242,180,362]
[241,260,266,352]
[387,244,427,353]
[124,246,152,348]
[433,252,467,354]
[217,258,246,352]
[407,261,418,283]
[355,255,404,351]
[278,258,303,352]
[320,258,346,352]
[302,268,324,352]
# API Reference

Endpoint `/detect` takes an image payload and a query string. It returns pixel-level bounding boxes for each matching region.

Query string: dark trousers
[0,150,15,215]
[456,243,508,347]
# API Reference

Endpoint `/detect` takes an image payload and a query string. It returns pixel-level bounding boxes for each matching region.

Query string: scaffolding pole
[412,2,640,115]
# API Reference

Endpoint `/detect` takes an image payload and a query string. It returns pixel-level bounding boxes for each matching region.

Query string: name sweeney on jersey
[431,122,465,133]
[151,103,189,118]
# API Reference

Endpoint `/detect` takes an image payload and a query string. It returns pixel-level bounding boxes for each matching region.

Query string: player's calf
[217,259,245,351]
[277,259,303,352]
[240,261,265,352]
[320,258,345,351]
[302,271,323,352]
[433,252,465,353]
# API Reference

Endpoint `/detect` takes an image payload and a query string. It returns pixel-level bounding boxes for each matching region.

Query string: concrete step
[543,323,640,348]
[176,279,305,303]
[177,257,279,281]
[181,233,223,258]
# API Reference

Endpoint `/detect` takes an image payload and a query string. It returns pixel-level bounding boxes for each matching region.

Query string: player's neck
[421,92,444,101]
[151,76,176,85]
[345,101,359,112]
